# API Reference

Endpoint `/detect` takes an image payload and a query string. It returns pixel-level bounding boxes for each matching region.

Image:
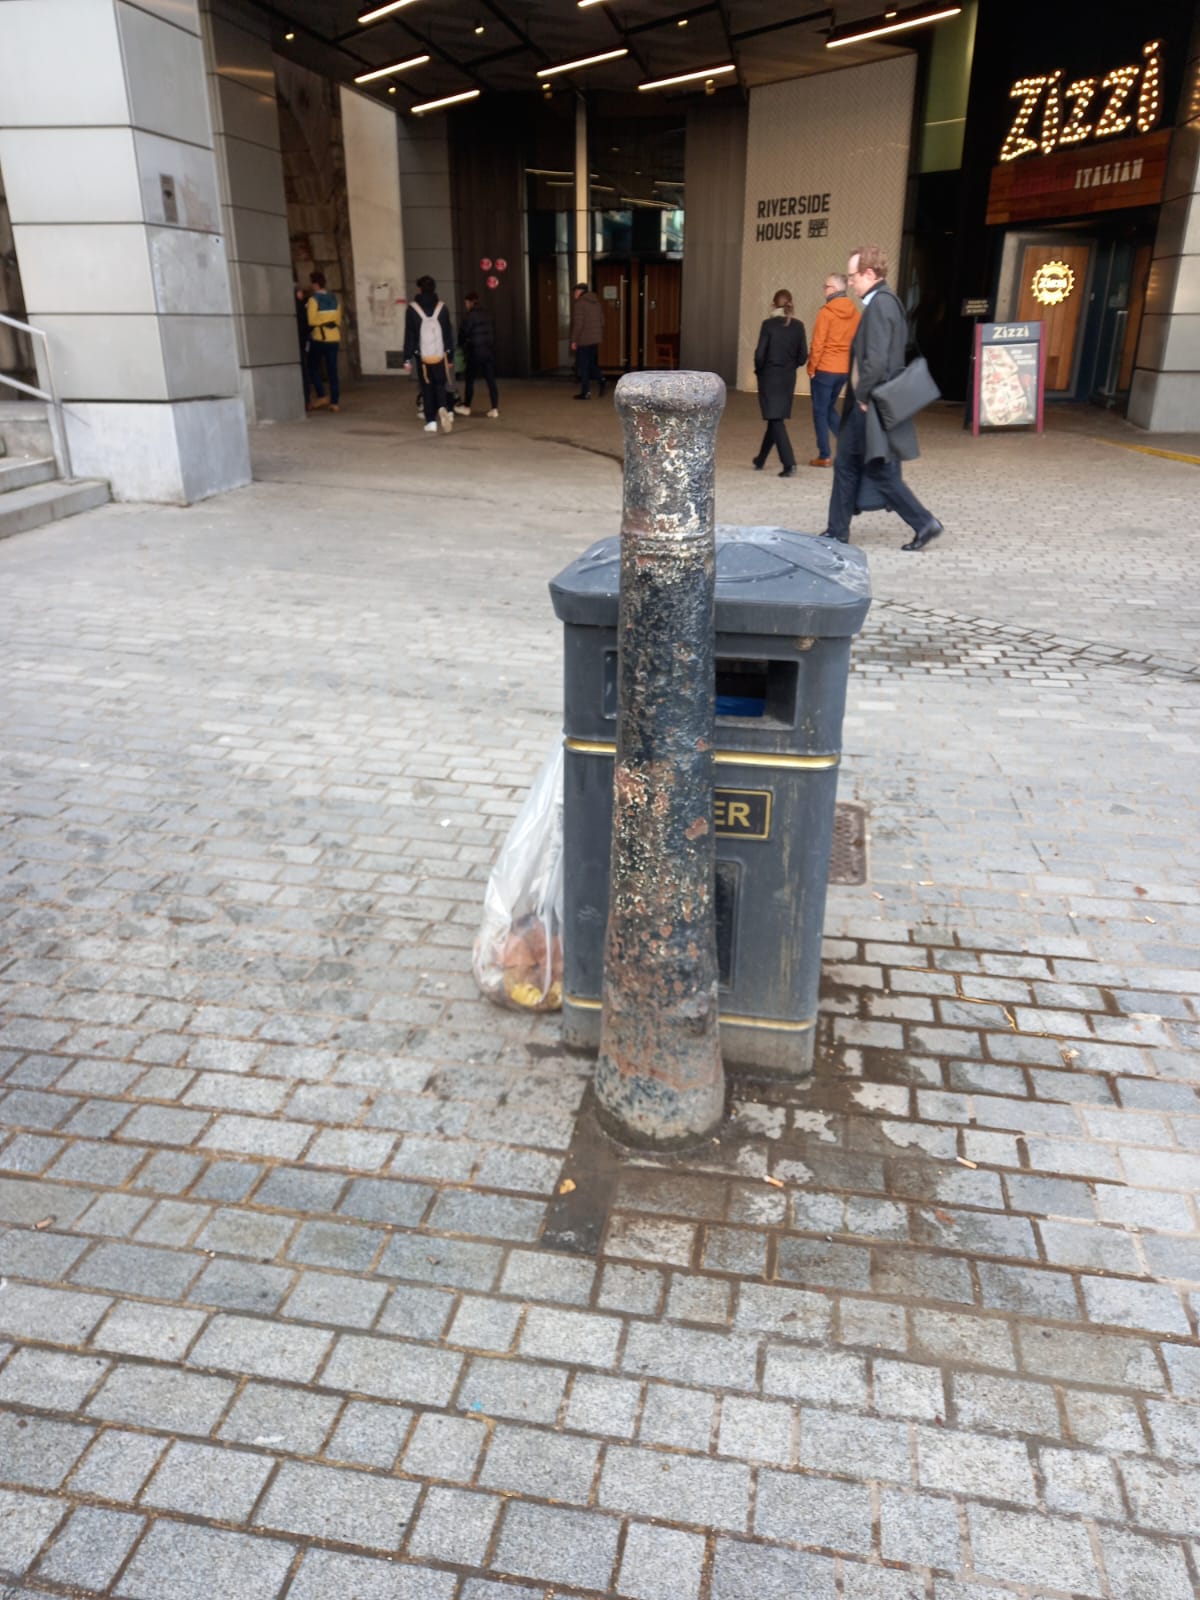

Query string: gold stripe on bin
[565,995,815,1033]
[563,737,838,771]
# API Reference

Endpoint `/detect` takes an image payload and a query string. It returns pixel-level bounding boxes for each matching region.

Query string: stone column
[0,0,250,502]
[200,0,304,422]
[1129,5,1200,431]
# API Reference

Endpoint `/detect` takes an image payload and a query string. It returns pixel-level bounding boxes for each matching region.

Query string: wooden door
[1016,243,1092,393]
[595,262,627,370]
[642,261,682,369]
[533,257,559,372]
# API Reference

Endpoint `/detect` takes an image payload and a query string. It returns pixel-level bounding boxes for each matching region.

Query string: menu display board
[972,322,1045,434]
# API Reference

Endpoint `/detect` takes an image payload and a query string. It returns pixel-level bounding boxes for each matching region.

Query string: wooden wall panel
[680,104,747,386]
[1015,242,1092,392]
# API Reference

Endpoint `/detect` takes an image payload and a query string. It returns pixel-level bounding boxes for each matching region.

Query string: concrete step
[0,400,55,459]
[0,478,110,541]
[0,455,56,493]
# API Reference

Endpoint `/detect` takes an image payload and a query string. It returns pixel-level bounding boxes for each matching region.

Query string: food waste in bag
[473,743,564,1012]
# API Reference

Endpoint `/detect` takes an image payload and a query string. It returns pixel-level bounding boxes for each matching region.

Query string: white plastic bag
[472,742,564,1012]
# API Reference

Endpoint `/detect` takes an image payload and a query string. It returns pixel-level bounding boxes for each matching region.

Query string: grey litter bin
[549,526,871,1079]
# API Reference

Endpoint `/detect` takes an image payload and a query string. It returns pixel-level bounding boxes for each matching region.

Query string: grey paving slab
[288,1549,458,1600]
[34,1504,144,1589]
[115,1519,296,1600]
[255,1459,419,1549]
[0,1487,68,1577]
[493,1500,621,1590]
[141,1439,275,1521]
[322,1333,463,1406]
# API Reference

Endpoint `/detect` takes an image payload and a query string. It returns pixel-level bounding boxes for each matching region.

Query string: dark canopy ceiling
[267,0,909,112]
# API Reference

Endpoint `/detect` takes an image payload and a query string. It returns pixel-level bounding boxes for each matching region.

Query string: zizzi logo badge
[1030,261,1076,306]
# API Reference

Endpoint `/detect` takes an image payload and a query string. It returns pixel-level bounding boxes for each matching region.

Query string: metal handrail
[0,311,72,479]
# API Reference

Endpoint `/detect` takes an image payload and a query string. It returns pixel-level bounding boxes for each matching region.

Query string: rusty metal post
[595,370,727,1148]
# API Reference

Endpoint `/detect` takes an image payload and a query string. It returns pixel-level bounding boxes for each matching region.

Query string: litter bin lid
[550,526,871,636]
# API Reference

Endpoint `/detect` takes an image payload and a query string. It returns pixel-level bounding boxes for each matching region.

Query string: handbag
[871,356,940,431]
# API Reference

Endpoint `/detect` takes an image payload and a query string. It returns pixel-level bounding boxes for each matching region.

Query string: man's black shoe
[779,467,795,478]
[819,529,849,542]
[901,520,943,551]
[573,392,591,400]
[752,458,765,471]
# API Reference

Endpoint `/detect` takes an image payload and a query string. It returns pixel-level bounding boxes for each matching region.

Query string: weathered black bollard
[594,370,727,1148]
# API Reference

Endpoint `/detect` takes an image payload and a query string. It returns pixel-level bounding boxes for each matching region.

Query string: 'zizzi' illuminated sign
[1000,39,1162,162]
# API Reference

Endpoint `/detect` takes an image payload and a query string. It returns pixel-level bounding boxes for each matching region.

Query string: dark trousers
[576,345,602,395]
[755,419,795,472]
[311,342,339,404]
[422,359,450,423]
[810,370,846,460]
[465,357,498,410]
[827,403,934,539]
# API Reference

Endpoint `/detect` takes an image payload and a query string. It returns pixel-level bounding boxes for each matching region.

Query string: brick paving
[1,378,1198,1597]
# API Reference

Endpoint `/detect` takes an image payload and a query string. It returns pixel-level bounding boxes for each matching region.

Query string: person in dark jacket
[402,274,456,433]
[819,245,944,550]
[454,292,499,418]
[752,289,808,477]
[569,284,607,400]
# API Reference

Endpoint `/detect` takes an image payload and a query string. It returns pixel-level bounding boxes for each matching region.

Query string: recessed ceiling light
[354,54,431,82]
[638,63,735,90]
[411,87,481,114]
[388,85,397,93]
[358,0,419,23]
[474,23,485,33]
[825,1,962,48]
[536,47,628,78]
[284,31,295,40]
[677,17,688,25]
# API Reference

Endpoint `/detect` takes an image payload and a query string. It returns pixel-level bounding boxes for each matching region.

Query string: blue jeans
[311,343,340,405]
[810,370,846,460]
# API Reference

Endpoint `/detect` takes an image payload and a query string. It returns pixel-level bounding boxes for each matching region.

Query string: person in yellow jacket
[805,271,860,466]
[306,271,343,412]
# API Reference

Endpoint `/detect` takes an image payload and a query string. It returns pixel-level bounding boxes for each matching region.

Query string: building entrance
[594,258,682,376]
[998,223,1154,410]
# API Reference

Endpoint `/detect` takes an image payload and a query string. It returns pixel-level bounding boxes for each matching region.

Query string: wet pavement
[1,377,1198,1598]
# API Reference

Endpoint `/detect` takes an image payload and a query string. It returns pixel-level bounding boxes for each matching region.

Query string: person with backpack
[454,292,499,419]
[306,272,343,412]
[403,275,455,434]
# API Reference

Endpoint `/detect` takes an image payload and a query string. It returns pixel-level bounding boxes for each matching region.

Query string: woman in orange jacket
[806,272,860,467]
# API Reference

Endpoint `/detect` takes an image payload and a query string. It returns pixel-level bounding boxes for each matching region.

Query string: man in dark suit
[820,245,944,552]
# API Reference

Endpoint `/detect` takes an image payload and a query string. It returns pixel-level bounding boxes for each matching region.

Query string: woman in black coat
[753,289,808,477]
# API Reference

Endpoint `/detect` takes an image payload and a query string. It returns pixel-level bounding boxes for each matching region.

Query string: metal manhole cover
[829,801,868,885]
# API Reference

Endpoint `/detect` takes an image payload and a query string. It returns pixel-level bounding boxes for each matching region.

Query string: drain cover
[829,801,868,885]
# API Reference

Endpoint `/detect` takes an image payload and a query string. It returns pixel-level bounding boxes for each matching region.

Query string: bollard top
[614,370,727,417]
[550,526,871,636]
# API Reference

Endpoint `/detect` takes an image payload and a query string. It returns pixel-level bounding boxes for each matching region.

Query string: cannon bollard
[594,370,727,1149]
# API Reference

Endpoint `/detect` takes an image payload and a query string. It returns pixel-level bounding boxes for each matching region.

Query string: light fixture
[825,1,962,49]
[357,0,419,23]
[411,87,481,113]
[638,63,735,90]
[526,168,573,177]
[536,47,628,78]
[389,85,397,93]
[474,23,485,33]
[284,31,295,41]
[677,17,688,25]
[577,0,609,8]
[354,54,431,82]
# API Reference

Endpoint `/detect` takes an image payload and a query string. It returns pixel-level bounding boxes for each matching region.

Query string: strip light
[358,0,419,22]
[638,63,734,89]
[355,55,430,82]
[537,47,628,77]
[411,88,481,114]
[577,1,609,8]
[825,2,962,50]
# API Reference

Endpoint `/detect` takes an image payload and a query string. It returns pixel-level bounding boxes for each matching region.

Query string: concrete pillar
[0,0,250,502]
[340,87,407,376]
[1129,6,1200,431]
[574,95,590,290]
[200,0,304,422]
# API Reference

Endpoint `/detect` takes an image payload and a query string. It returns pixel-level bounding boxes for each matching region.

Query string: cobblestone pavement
[1,380,1198,1598]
